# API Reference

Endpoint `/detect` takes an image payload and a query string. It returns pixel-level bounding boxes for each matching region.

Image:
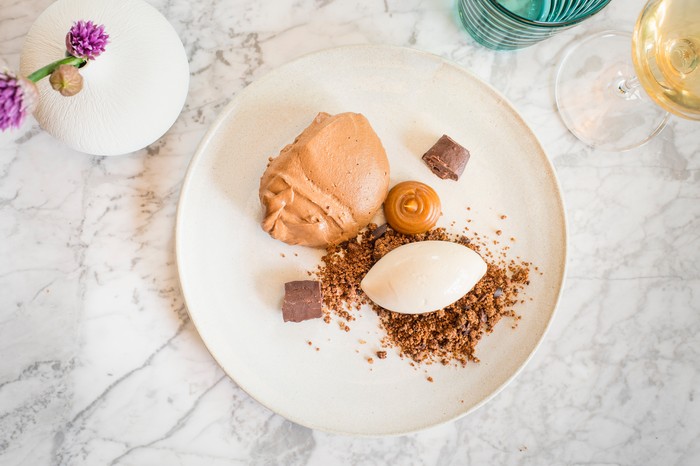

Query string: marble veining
[1,0,698,465]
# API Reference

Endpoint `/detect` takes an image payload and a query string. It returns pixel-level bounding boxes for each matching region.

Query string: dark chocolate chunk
[282,280,323,322]
[370,223,388,240]
[421,134,470,181]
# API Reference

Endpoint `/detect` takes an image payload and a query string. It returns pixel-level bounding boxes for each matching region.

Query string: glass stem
[617,75,641,96]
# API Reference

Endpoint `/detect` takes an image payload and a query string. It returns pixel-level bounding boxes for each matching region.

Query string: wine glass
[555,0,700,151]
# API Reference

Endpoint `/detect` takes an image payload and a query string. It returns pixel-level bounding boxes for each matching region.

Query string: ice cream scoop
[360,241,487,314]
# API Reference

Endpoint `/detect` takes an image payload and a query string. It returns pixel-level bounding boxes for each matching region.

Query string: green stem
[26,56,85,83]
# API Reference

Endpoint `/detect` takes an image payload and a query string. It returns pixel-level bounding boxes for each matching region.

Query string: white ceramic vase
[20,0,190,156]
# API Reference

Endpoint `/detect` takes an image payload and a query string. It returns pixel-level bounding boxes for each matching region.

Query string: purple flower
[0,72,38,131]
[66,20,109,60]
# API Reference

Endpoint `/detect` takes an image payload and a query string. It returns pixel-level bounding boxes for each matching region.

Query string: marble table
[1,0,698,464]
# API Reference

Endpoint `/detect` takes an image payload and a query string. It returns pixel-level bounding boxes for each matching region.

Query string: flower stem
[26,56,85,83]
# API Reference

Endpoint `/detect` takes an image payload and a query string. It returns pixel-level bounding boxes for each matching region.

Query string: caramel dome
[383,181,441,235]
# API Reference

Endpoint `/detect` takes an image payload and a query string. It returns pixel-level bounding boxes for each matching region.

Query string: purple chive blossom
[0,72,38,131]
[66,20,109,60]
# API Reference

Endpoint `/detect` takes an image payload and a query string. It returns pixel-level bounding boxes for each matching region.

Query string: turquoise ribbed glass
[458,0,612,50]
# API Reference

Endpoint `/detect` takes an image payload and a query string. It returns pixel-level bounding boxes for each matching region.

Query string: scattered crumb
[427,376,434,383]
[500,215,507,219]
[496,230,502,236]
[280,253,286,258]
[367,357,374,364]
[376,351,387,359]
[359,339,367,344]
[337,322,352,332]
[312,221,533,366]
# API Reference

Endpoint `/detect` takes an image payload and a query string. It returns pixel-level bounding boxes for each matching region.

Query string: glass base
[555,31,670,152]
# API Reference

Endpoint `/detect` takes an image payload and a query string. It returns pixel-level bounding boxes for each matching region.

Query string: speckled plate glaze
[176,45,567,436]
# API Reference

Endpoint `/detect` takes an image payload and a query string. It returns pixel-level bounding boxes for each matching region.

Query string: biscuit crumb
[313,223,532,366]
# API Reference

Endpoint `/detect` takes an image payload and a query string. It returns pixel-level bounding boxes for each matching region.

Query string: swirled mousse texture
[384,181,441,235]
[259,112,390,247]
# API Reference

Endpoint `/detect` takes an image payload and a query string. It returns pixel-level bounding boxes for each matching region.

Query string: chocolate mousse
[259,112,390,247]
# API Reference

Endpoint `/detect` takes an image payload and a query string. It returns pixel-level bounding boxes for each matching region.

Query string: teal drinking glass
[458,0,612,50]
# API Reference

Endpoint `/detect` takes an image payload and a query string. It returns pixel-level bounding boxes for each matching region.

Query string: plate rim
[175,44,569,436]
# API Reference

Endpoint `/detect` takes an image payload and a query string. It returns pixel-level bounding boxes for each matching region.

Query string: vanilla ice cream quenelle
[360,241,487,314]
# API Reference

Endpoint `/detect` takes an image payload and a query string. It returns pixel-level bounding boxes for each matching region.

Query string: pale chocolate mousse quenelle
[259,112,390,247]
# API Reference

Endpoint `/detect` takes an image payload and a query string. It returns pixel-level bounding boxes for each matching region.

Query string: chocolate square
[282,280,323,322]
[421,134,470,181]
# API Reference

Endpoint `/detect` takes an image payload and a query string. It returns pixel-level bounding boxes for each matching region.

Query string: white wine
[632,0,700,119]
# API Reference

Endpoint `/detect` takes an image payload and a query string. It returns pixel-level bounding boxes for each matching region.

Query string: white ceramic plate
[176,45,567,436]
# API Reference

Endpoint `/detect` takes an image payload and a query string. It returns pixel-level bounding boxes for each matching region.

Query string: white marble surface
[1,0,698,464]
